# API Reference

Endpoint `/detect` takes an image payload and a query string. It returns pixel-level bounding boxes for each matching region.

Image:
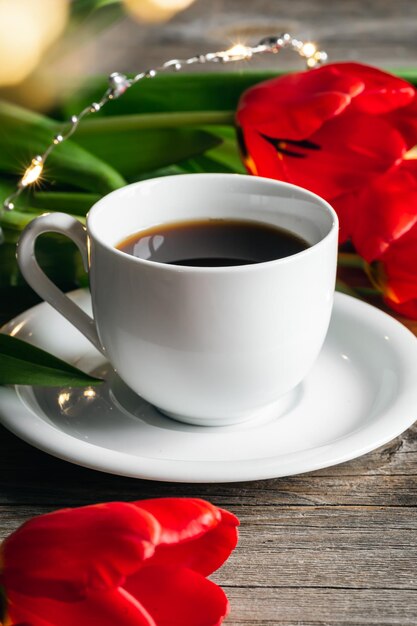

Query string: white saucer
[1,289,417,483]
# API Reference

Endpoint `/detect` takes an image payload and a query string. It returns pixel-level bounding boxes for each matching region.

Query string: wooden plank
[217,587,417,625]
[217,522,417,590]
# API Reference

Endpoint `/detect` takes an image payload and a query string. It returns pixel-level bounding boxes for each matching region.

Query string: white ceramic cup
[17,173,338,426]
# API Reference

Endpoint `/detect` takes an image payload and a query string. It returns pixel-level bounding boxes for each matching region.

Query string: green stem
[335,279,364,299]
[355,286,380,296]
[338,252,364,269]
[77,110,236,135]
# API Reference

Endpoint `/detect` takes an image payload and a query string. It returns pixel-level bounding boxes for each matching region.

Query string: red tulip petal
[136,499,239,576]
[329,190,356,244]
[239,90,353,141]
[346,160,417,261]
[125,564,229,626]
[241,110,406,200]
[2,502,160,600]
[137,498,238,544]
[385,93,417,150]
[383,296,417,319]
[237,64,363,141]
[238,126,282,179]
[136,499,222,543]
[4,598,55,626]
[377,220,417,305]
[7,587,155,626]
[332,63,415,114]
[294,111,405,198]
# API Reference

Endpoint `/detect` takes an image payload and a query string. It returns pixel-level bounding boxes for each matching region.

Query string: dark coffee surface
[116,219,309,267]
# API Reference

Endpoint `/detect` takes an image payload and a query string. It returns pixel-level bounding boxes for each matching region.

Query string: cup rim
[87,173,338,273]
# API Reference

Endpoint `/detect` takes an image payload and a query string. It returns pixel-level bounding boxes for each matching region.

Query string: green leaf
[203,126,246,173]
[76,127,221,178]
[179,154,237,174]
[0,176,99,218]
[0,209,85,233]
[0,177,28,207]
[133,164,190,181]
[178,126,246,174]
[71,0,122,19]
[335,279,363,300]
[392,68,417,84]
[0,100,126,194]
[62,71,284,117]
[31,191,100,216]
[0,334,102,386]
[77,111,235,134]
[72,0,120,12]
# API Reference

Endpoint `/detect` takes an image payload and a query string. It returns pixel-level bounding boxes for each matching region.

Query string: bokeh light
[123,0,196,24]
[0,0,69,87]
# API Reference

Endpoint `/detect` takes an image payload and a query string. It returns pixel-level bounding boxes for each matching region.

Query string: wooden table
[1,272,417,626]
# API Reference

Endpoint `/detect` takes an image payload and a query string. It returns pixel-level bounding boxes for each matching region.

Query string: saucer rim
[1,290,417,483]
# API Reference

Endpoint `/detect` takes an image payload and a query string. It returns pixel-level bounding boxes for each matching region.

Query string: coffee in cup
[116,218,310,267]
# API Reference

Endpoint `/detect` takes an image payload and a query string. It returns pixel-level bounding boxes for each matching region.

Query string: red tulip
[366,221,417,318]
[236,62,417,317]
[236,62,417,262]
[0,498,239,626]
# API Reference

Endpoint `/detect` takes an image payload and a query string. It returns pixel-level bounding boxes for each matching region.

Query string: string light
[219,44,253,62]
[299,41,328,68]
[2,34,327,216]
[20,156,44,187]
[300,42,317,59]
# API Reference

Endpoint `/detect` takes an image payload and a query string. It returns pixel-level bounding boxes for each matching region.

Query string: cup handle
[16,212,102,353]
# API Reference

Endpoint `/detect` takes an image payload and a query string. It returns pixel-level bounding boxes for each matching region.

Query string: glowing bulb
[20,156,43,187]
[58,391,71,409]
[301,42,317,58]
[223,44,252,62]
[83,387,96,399]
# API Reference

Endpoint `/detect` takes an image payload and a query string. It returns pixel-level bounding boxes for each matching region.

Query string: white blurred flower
[123,0,196,23]
[0,0,69,86]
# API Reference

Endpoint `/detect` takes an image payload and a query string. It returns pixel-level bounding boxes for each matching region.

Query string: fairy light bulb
[300,42,327,69]
[300,42,317,59]
[20,156,43,187]
[223,44,253,62]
